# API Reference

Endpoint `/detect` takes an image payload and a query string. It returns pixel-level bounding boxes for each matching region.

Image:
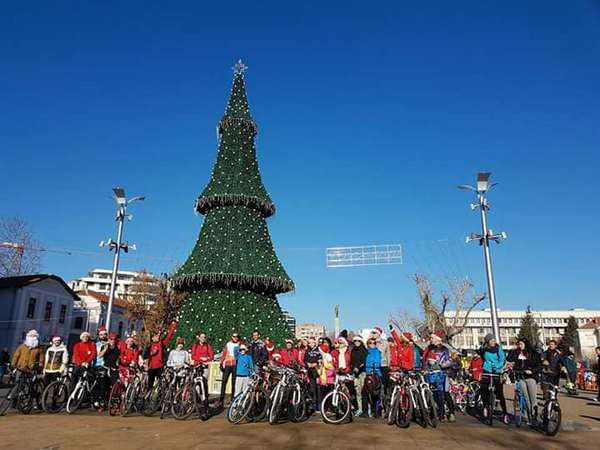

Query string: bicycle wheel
[386,389,398,425]
[543,402,561,437]
[121,383,138,417]
[413,390,427,428]
[108,381,125,416]
[513,390,522,427]
[66,383,85,414]
[268,386,284,425]
[424,389,438,428]
[172,383,196,420]
[487,388,495,427]
[289,385,307,423]
[42,380,69,413]
[321,390,351,425]
[227,392,251,424]
[142,382,163,417]
[0,383,19,416]
[250,385,269,422]
[397,391,412,429]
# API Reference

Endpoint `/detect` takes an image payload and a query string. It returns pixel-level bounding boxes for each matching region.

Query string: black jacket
[304,347,322,365]
[507,348,541,379]
[103,346,120,369]
[350,344,367,373]
[542,349,562,374]
[250,340,268,366]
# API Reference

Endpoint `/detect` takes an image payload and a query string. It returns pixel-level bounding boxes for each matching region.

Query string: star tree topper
[233,59,248,75]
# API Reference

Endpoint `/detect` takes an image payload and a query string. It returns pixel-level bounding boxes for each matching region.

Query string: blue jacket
[365,347,382,377]
[236,353,254,377]
[482,345,506,374]
[413,345,422,370]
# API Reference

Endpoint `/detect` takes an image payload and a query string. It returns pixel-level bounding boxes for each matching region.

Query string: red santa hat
[402,332,413,341]
[373,326,383,335]
[272,352,282,360]
[108,332,118,340]
[337,337,348,346]
[285,339,294,345]
[431,331,445,342]
[97,326,107,334]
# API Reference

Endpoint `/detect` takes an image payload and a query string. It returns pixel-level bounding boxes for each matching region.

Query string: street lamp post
[459,172,507,344]
[100,187,144,332]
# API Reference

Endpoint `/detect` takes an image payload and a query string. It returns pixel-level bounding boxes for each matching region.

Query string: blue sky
[2,1,599,332]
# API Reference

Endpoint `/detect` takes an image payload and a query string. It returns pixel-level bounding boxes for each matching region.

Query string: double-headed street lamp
[99,187,144,332]
[459,172,507,344]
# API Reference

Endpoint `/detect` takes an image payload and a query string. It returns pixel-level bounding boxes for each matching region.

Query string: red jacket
[120,346,140,367]
[297,348,307,367]
[279,348,299,367]
[389,344,402,370]
[191,342,214,366]
[390,330,415,370]
[72,341,97,367]
[332,348,352,374]
[470,357,484,382]
[146,322,177,370]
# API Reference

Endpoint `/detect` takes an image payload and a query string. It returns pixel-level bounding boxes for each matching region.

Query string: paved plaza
[1,388,599,450]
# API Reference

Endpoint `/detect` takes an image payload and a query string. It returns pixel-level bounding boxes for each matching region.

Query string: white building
[0,274,78,352]
[73,288,142,338]
[282,310,296,335]
[296,323,327,340]
[445,308,600,350]
[70,268,157,300]
[577,318,600,360]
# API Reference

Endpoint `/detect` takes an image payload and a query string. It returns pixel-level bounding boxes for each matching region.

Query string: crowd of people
[2,320,600,423]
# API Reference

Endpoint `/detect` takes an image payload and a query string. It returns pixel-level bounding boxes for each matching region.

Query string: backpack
[364,372,381,394]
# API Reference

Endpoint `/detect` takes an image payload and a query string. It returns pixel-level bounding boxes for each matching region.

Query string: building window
[59,305,67,324]
[27,297,37,318]
[118,321,124,336]
[44,301,53,321]
[74,317,84,329]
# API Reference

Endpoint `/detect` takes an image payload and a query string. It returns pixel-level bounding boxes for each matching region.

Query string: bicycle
[320,373,353,425]
[448,379,469,414]
[41,365,75,413]
[479,372,505,426]
[121,366,147,416]
[418,370,438,428]
[512,369,536,428]
[0,368,45,415]
[227,368,269,424]
[540,371,561,436]
[141,367,173,417]
[159,366,189,419]
[66,366,107,414]
[384,370,412,428]
[268,365,298,425]
[466,379,481,416]
[172,364,211,421]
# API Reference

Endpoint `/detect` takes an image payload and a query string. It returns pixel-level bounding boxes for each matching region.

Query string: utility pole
[334,304,340,338]
[100,187,144,332]
[459,172,507,344]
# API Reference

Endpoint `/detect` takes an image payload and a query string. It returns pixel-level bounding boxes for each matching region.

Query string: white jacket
[44,344,69,373]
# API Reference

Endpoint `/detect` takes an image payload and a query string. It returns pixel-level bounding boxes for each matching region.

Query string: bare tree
[124,271,186,341]
[0,217,43,277]
[389,309,422,337]
[392,274,485,344]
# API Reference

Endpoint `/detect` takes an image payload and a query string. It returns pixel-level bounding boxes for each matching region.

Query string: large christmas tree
[173,61,295,349]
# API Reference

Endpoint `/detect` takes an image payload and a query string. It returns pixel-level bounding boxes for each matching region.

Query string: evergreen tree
[173,61,295,349]
[517,306,541,349]
[558,315,579,353]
